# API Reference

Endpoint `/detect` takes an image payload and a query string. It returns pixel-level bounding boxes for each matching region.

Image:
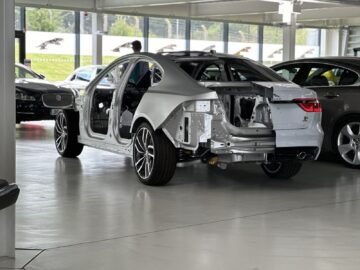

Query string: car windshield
[15,65,40,79]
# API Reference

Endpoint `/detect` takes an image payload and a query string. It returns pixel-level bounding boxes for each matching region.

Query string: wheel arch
[130,116,155,135]
[130,116,178,148]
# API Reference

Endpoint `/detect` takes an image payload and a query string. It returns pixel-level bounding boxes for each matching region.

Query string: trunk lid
[255,82,318,130]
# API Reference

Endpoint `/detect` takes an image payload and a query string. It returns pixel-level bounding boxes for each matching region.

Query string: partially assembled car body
[42,52,324,185]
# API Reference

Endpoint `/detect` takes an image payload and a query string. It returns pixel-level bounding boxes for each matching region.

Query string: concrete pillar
[320,29,340,57]
[0,0,16,258]
[283,13,297,61]
[92,13,103,65]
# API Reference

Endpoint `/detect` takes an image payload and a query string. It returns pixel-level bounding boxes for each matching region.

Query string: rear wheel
[54,110,83,158]
[334,117,360,168]
[133,123,177,186]
[261,161,302,179]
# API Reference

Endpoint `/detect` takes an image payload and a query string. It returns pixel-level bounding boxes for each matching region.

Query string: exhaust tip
[297,152,307,160]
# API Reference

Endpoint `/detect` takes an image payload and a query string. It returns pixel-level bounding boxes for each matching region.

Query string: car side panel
[130,90,218,133]
[310,85,360,152]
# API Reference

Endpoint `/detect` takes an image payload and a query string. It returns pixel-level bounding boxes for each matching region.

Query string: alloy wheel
[337,122,360,165]
[55,112,68,154]
[134,127,155,179]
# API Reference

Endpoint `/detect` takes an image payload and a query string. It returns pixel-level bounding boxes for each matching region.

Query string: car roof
[157,51,247,62]
[15,63,42,78]
[272,57,360,71]
[75,65,106,71]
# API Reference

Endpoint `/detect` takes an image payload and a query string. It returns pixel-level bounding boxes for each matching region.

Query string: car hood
[15,78,65,93]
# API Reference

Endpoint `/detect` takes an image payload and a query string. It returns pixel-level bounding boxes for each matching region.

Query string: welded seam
[33,196,360,253]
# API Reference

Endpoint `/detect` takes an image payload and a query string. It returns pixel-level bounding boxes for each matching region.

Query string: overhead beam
[15,0,96,11]
[189,1,337,18]
[297,6,360,21]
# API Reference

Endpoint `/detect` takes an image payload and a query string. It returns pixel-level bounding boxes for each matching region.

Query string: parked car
[42,52,323,185]
[15,63,64,123]
[272,57,360,168]
[57,65,106,91]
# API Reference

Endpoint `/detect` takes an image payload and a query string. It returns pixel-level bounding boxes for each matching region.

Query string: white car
[42,52,324,186]
[57,65,106,90]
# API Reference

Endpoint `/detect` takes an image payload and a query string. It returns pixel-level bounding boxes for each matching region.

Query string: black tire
[54,110,83,158]
[133,122,177,186]
[333,116,360,169]
[261,161,302,179]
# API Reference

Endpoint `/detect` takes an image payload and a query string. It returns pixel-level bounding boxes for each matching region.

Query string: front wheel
[54,110,83,158]
[133,123,177,186]
[261,161,302,179]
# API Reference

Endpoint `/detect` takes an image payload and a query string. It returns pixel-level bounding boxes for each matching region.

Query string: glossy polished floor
[2,121,360,270]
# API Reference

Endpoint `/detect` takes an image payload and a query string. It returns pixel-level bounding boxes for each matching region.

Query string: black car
[272,57,360,168]
[15,64,62,123]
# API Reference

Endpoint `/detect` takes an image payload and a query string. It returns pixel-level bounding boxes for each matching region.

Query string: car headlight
[16,92,36,101]
[184,100,212,113]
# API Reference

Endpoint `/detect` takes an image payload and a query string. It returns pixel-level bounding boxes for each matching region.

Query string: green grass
[19,53,118,81]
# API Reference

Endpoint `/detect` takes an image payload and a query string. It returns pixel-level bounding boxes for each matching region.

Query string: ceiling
[15,0,360,27]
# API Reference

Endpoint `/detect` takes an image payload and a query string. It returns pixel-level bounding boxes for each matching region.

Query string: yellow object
[208,156,219,166]
[323,70,335,82]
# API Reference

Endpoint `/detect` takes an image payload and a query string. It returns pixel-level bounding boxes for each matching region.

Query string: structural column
[92,13,103,65]
[0,0,16,258]
[282,13,297,61]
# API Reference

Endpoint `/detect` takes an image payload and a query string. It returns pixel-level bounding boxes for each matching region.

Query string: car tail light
[293,98,322,112]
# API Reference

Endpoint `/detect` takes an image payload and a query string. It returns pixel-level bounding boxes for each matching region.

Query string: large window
[191,20,224,53]
[25,8,75,81]
[263,26,283,66]
[102,15,144,64]
[149,18,186,53]
[80,12,93,66]
[228,23,259,60]
[15,6,21,30]
[296,28,320,59]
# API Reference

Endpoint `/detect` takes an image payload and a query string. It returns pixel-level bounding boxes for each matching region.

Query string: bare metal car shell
[43,52,323,166]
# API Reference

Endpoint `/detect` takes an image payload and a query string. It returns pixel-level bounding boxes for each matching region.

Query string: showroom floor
[1,121,360,270]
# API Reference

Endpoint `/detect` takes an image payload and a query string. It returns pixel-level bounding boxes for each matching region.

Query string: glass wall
[149,17,186,53]
[263,26,283,66]
[25,8,76,81]
[296,28,320,59]
[15,6,21,30]
[102,15,144,64]
[229,23,258,60]
[17,6,330,78]
[191,20,224,52]
[15,7,21,63]
[80,11,93,66]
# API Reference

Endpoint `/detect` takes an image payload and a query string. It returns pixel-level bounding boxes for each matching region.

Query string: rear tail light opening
[293,98,322,113]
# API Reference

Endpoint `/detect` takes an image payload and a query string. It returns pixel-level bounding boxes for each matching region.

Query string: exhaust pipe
[297,152,307,160]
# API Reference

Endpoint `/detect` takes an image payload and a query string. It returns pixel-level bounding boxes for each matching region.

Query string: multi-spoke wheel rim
[337,122,360,165]
[55,112,68,154]
[134,127,155,180]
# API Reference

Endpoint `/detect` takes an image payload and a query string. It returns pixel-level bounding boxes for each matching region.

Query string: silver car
[42,52,324,185]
